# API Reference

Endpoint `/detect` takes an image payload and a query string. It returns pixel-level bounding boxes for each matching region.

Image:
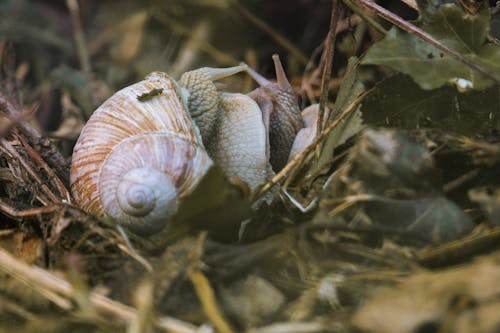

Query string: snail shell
[70,72,212,235]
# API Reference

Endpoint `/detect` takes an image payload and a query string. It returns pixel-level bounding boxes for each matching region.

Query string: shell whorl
[112,167,178,232]
[70,72,212,234]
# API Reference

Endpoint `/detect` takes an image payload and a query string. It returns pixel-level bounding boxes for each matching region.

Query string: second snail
[70,55,319,235]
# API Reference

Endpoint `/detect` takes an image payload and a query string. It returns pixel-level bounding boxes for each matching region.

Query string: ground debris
[352,252,500,333]
[1,0,500,332]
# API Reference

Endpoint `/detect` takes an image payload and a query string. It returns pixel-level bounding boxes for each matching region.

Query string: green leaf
[362,74,499,135]
[362,4,500,90]
[310,57,364,175]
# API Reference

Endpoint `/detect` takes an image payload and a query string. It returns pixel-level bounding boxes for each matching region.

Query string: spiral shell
[70,72,212,235]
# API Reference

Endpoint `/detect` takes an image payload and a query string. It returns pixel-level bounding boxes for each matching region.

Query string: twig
[0,247,200,333]
[188,269,235,333]
[188,234,235,333]
[66,0,91,73]
[0,111,28,139]
[0,199,61,218]
[151,12,240,68]
[342,0,387,35]
[15,133,72,203]
[0,96,70,184]
[252,91,367,202]
[116,226,153,273]
[128,280,155,333]
[0,297,37,320]
[317,0,343,138]
[230,0,309,66]
[442,168,480,193]
[416,227,500,267]
[354,0,500,85]
[299,15,363,104]
[0,138,60,203]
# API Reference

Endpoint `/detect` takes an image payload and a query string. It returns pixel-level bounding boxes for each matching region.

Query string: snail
[70,55,316,235]
[247,55,304,171]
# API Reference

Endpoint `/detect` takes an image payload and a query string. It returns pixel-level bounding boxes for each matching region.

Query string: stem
[318,0,343,139]
[66,0,91,73]
[230,0,309,66]
[342,0,387,35]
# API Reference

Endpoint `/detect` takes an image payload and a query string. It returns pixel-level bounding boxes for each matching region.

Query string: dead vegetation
[1,0,500,332]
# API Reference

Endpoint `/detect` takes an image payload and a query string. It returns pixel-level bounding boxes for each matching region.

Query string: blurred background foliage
[0,0,338,135]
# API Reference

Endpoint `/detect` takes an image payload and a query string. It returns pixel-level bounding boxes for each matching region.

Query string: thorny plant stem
[354,0,500,85]
[253,91,367,202]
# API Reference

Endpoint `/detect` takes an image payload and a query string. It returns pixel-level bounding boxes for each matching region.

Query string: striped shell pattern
[70,72,213,235]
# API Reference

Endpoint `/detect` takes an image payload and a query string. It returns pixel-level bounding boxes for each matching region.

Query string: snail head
[247,55,304,172]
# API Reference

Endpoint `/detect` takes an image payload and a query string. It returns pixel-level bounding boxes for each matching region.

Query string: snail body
[70,56,317,235]
[207,92,272,191]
